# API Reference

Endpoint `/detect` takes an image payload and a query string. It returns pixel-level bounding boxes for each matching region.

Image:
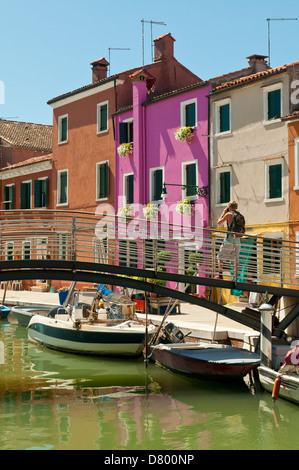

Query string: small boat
[0,305,10,319]
[27,296,156,357]
[10,306,54,327]
[258,347,299,404]
[150,341,260,379]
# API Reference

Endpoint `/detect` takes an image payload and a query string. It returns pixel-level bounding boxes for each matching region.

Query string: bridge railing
[0,209,298,292]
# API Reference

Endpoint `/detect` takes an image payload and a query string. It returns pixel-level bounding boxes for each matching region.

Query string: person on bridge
[214,200,242,280]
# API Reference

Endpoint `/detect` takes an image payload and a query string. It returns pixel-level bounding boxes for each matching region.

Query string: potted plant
[143,203,159,221]
[117,143,133,157]
[117,206,133,218]
[176,198,193,216]
[174,126,193,143]
[157,250,172,262]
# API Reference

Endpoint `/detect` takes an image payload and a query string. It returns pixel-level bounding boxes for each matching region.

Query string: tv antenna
[267,18,297,66]
[108,47,130,76]
[141,19,166,65]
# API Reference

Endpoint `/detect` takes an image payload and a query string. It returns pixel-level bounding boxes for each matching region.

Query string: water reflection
[0,320,299,450]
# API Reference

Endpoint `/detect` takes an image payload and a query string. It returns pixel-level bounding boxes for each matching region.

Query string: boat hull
[28,315,155,357]
[258,366,299,404]
[0,305,10,318]
[11,306,53,327]
[151,343,260,379]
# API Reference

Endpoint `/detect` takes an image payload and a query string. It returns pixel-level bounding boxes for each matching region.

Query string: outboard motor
[162,322,185,344]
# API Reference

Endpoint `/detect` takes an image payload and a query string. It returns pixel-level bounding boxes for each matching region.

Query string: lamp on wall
[161,182,208,200]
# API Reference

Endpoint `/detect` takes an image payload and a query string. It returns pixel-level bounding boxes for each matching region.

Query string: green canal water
[0,318,299,451]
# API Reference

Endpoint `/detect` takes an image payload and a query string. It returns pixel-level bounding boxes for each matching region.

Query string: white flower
[117,206,133,218]
[117,143,133,157]
[143,203,159,220]
[174,127,193,143]
[176,198,193,216]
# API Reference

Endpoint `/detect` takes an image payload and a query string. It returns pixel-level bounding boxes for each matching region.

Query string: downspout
[207,87,212,228]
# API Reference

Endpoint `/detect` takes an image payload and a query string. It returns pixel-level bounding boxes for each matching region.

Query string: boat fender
[272,376,281,401]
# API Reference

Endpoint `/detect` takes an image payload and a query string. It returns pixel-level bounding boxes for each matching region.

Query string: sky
[1,0,299,126]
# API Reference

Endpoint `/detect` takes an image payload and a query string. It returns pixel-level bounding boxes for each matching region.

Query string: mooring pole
[259,293,274,367]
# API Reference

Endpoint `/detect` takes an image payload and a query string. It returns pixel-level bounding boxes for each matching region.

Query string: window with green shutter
[20,182,31,209]
[185,102,196,127]
[58,171,68,205]
[125,174,134,205]
[267,89,281,120]
[3,184,14,210]
[97,162,109,199]
[97,102,108,133]
[269,163,282,199]
[119,120,133,144]
[219,170,231,204]
[185,162,197,197]
[58,115,68,143]
[152,168,163,201]
[34,178,48,208]
[219,103,230,132]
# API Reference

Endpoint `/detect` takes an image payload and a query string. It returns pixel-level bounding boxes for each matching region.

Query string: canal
[0,318,298,451]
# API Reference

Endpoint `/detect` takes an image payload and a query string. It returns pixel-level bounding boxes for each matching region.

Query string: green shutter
[220,103,230,132]
[185,102,196,127]
[10,185,14,209]
[220,171,230,203]
[99,163,109,199]
[119,122,128,144]
[34,180,42,208]
[153,169,163,201]
[20,182,30,209]
[126,174,134,204]
[269,164,282,199]
[61,117,68,142]
[60,172,67,204]
[268,89,281,120]
[42,178,48,207]
[186,163,197,197]
[100,104,108,131]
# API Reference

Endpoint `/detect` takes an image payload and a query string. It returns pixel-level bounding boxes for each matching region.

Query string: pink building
[114,70,211,295]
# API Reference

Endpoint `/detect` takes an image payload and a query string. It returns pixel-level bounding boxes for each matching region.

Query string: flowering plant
[117,206,133,218]
[143,203,159,221]
[175,198,193,216]
[117,143,133,157]
[174,126,193,143]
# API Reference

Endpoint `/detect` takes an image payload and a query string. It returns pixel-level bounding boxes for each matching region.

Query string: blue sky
[1,0,299,125]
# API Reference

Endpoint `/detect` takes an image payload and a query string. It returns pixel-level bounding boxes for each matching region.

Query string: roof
[1,154,52,172]
[0,120,52,151]
[212,60,299,93]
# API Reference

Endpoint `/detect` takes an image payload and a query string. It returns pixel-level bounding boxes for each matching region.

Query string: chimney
[90,58,109,83]
[246,54,270,73]
[154,33,175,62]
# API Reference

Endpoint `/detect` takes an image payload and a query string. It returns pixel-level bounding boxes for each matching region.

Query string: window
[34,178,48,208]
[97,101,108,133]
[181,99,197,127]
[216,167,231,205]
[263,84,282,122]
[96,161,109,200]
[22,241,31,260]
[119,119,133,144]
[263,237,283,274]
[57,170,68,205]
[215,99,231,134]
[294,138,299,189]
[182,161,198,198]
[150,167,164,202]
[265,158,283,201]
[58,233,67,260]
[58,114,68,143]
[3,184,14,210]
[5,242,14,261]
[118,240,138,268]
[20,181,31,209]
[123,173,134,205]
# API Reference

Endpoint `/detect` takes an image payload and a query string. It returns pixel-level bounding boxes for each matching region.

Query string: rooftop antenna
[108,47,130,76]
[141,19,166,65]
[267,18,297,67]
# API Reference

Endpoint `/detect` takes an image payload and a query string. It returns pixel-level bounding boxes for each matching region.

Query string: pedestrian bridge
[1,209,299,336]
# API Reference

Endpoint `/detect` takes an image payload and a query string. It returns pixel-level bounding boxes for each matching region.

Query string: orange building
[284,111,299,242]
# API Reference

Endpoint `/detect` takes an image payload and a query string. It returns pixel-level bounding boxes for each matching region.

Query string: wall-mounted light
[161,182,208,200]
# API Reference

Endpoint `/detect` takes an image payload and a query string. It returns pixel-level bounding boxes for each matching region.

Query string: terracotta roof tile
[0,120,52,151]
[1,153,52,171]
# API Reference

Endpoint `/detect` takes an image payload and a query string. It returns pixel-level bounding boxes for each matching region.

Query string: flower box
[174,126,193,143]
[117,206,133,218]
[143,203,159,221]
[117,143,133,157]
[175,198,193,216]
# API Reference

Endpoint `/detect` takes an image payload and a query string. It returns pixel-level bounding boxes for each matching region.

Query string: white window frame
[58,114,68,144]
[97,100,109,134]
[21,179,32,209]
[149,166,164,203]
[263,83,283,124]
[215,98,231,135]
[180,98,197,128]
[3,183,14,210]
[181,160,198,201]
[96,160,109,201]
[57,169,68,206]
[264,157,284,203]
[123,172,134,206]
[294,138,299,190]
[120,118,133,144]
[215,166,232,206]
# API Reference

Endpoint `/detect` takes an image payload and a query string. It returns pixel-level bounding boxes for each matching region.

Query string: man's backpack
[230,210,245,237]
